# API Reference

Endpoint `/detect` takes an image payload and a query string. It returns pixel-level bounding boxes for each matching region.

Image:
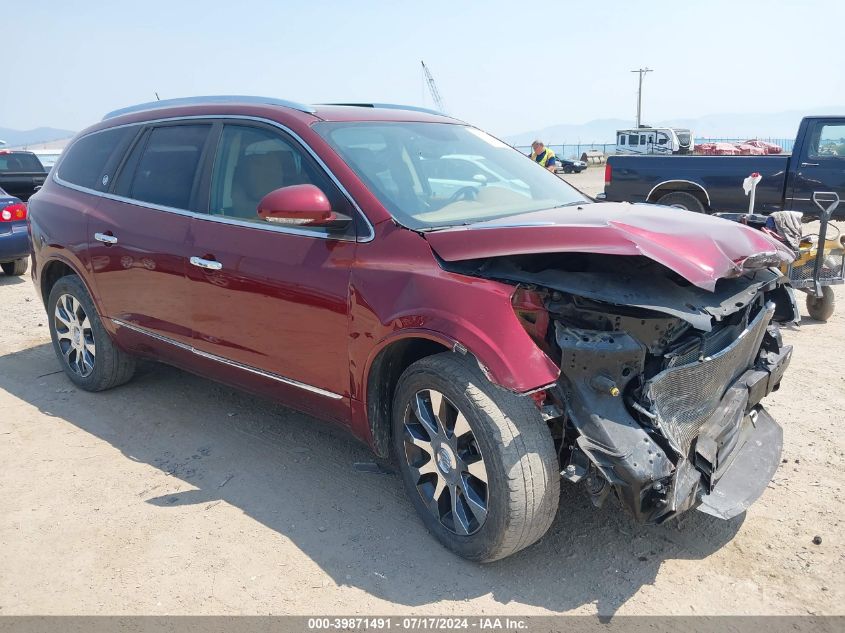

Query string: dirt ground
[0,168,843,615]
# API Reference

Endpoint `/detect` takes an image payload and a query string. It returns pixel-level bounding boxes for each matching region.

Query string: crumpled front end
[452,252,797,523]
[553,297,790,522]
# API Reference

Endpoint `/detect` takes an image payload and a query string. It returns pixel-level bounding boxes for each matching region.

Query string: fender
[646,179,712,207]
[362,327,503,396]
[35,251,100,312]
[352,299,561,400]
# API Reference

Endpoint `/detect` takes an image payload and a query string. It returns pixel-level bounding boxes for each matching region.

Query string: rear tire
[392,353,559,562]
[47,275,136,391]
[1,258,28,276]
[657,191,707,213]
[806,286,835,322]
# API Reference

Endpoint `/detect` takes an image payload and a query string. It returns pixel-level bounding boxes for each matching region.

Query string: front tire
[392,353,559,562]
[47,275,136,391]
[657,191,707,213]
[1,258,28,276]
[806,286,835,322]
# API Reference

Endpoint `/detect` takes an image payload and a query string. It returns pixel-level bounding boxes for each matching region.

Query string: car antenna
[154,91,161,101]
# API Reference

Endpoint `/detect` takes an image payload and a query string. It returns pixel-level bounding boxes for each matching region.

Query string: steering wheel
[445,185,479,205]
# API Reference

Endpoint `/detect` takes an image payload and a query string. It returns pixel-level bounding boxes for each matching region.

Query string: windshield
[314,121,588,229]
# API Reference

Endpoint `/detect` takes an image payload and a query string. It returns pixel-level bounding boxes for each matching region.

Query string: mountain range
[505,106,845,145]
[4,105,845,149]
[0,126,76,148]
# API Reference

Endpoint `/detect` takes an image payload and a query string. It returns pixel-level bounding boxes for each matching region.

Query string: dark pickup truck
[0,150,47,202]
[602,115,845,218]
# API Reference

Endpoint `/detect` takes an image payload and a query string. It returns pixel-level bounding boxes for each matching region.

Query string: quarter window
[58,127,136,190]
[126,125,211,209]
[208,124,348,234]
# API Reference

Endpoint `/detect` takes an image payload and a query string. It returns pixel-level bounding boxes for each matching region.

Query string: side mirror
[257,184,351,230]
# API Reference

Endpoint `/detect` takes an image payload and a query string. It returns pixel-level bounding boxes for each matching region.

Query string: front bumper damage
[442,248,796,523]
[547,271,793,523]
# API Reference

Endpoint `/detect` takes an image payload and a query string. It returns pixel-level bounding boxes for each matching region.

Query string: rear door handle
[190,256,223,271]
[94,232,118,245]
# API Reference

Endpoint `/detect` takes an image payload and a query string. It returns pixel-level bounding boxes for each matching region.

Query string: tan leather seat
[230,152,286,218]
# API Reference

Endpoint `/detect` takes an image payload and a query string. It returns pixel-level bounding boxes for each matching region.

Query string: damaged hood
[423,202,794,291]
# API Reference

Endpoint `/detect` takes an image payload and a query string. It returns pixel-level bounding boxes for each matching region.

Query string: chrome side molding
[110,318,343,400]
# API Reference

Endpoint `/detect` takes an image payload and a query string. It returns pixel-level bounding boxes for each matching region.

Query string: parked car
[602,115,845,217]
[0,186,29,276]
[29,96,797,562]
[554,157,587,174]
[0,149,47,201]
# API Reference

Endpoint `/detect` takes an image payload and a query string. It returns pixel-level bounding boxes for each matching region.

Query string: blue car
[0,186,29,276]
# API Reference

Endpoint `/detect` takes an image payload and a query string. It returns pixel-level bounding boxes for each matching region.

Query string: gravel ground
[0,171,843,615]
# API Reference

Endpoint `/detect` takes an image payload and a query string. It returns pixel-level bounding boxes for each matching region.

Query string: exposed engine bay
[444,252,798,523]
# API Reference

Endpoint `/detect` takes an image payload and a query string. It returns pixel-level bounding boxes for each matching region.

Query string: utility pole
[630,67,653,128]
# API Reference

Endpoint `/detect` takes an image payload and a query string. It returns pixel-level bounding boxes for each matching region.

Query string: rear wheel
[806,286,835,322]
[657,191,707,213]
[1,258,28,276]
[392,353,559,562]
[47,275,136,391]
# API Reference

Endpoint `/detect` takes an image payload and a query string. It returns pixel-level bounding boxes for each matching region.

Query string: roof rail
[102,95,316,120]
[319,103,449,117]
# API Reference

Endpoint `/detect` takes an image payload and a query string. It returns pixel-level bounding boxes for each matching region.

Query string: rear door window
[58,127,136,190]
[123,124,211,210]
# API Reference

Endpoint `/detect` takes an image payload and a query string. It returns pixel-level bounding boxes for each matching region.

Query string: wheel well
[647,182,710,209]
[366,337,451,459]
[40,261,76,306]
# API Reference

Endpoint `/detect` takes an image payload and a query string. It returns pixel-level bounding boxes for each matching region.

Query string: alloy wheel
[54,293,96,377]
[402,389,489,535]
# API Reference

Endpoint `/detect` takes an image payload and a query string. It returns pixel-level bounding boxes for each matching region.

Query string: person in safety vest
[530,140,557,172]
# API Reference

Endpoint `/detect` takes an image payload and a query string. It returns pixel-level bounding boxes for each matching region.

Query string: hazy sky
[5,0,843,137]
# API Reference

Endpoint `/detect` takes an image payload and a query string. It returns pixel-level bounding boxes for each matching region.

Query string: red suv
[28,97,797,561]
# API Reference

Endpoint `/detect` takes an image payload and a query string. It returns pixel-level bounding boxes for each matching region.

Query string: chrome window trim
[111,318,344,400]
[53,114,376,243]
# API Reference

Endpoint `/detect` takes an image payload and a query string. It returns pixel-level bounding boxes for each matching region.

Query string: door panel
[88,200,193,344]
[788,119,845,217]
[187,219,354,399]
[88,123,213,345]
[187,122,356,419]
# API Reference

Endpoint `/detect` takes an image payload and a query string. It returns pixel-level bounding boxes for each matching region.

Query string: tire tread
[395,353,559,561]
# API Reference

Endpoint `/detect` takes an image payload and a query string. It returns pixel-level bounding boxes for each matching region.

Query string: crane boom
[420,60,445,112]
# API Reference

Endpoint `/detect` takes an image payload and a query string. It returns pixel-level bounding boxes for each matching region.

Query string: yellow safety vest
[530,148,556,167]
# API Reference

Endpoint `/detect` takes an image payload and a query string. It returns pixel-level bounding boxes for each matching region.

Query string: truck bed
[604,154,791,214]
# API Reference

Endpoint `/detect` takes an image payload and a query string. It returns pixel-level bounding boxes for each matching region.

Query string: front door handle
[94,232,118,245]
[190,256,223,271]
[801,162,819,167]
